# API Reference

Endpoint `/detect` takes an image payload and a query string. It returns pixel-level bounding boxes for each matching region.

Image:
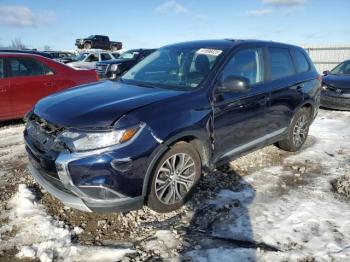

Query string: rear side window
[222,48,264,85]
[0,58,4,79]
[101,53,112,61]
[268,48,295,80]
[294,50,310,73]
[85,54,99,62]
[8,58,54,77]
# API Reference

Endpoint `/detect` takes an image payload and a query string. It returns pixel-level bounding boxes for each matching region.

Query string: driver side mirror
[217,75,251,93]
[323,70,330,76]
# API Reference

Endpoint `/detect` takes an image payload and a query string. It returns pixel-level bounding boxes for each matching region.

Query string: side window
[0,58,4,79]
[222,48,264,85]
[101,53,112,61]
[85,54,99,62]
[294,50,310,73]
[8,58,51,77]
[268,48,295,80]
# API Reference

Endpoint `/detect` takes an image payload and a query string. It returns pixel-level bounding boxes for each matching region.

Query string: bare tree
[10,38,27,50]
[43,45,52,51]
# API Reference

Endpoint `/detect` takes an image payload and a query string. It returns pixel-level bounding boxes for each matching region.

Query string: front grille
[95,64,109,76]
[26,114,63,153]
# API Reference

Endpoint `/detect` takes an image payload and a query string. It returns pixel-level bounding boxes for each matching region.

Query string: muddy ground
[0,109,349,261]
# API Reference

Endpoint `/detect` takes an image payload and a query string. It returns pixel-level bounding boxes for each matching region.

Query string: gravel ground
[0,109,349,261]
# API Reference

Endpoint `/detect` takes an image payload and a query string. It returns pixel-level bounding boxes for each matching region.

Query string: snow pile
[0,184,134,262]
[188,110,350,261]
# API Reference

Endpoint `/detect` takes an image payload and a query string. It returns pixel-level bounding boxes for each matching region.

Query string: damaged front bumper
[24,123,161,213]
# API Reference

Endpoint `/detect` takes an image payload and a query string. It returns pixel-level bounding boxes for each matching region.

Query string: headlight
[322,85,328,90]
[109,64,118,72]
[59,125,141,152]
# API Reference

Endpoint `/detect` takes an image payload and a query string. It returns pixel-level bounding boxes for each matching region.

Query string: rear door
[266,47,304,133]
[0,57,12,120]
[213,47,270,162]
[8,57,58,118]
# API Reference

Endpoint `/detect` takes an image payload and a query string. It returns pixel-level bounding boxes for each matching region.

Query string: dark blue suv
[24,39,321,213]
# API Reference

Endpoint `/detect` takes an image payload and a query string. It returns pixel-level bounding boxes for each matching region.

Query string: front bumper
[321,91,350,110]
[27,153,144,213]
[24,124,160,212]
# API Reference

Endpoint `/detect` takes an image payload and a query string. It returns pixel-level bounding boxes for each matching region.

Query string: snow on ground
[0,184,134,261]
[0,125,26,166]
[188,110,350,261]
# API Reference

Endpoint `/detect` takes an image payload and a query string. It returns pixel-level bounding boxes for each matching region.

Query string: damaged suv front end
[24,113,160,212]
[23,78,187,212]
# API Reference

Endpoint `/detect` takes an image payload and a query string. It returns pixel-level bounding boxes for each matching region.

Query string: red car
[0,53,99,121]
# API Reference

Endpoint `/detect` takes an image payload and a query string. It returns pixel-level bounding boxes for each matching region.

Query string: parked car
[67,51,116,70]
[95,49,156,79]
[0,53,98,121]
[44,51,77,64]
[321,59,350,110]
[24,39,321,213]
[75,35,122,51]
[0,49,52,58]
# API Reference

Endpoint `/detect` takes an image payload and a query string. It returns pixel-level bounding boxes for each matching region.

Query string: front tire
[147,142,202,213]
[276,107,311,152]
[111,45,118,52]
[84,42,91,49]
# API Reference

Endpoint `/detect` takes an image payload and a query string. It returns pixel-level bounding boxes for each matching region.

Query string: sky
[0,0,349,51]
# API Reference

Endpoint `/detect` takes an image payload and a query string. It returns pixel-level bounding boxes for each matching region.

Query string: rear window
[268,48,295,80]
[8,58,54,77]
[294,50,310,73]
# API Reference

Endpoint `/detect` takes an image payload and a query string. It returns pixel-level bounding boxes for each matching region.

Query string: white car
[67,51,117,70]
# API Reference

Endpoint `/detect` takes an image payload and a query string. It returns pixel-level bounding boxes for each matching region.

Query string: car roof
[0,49,52,57]
[0,52,46,58]
[163,39,303,50]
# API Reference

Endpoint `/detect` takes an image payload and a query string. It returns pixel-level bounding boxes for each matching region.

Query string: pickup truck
[75,35,122,51]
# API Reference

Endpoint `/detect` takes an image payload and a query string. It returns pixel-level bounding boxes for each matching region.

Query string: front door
[213,47,270,162]
[0,57,12,121]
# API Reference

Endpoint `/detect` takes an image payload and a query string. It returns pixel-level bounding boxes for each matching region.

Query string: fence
[303,44,350,73]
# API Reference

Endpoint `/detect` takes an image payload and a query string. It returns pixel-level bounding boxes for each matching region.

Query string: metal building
[304,44,350,73]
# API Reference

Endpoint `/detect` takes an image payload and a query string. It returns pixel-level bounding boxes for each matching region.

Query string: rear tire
[147,142,202,213]
[276,107,311,152]
[84,42,91,49]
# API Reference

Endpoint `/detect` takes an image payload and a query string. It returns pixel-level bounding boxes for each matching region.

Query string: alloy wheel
[293,114,309,147]
[154,153,196,205]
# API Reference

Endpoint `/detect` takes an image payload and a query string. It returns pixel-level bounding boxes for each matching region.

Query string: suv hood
[34,80,184,128]
[323,74,350,89]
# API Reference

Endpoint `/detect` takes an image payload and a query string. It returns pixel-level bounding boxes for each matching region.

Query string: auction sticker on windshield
[196,48,223,56]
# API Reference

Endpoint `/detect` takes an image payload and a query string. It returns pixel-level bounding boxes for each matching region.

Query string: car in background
[321,59,350,110]
[75,35,122,51]
[0,49,52,59]
[67,51,116,70]
[0,53,98,121]
[95,49,156,79]
[44,51,77,64]
[24,39,321,213]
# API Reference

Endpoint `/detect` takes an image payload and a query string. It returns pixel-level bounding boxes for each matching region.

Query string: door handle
[44,82,56,87]
[258,96,269,106]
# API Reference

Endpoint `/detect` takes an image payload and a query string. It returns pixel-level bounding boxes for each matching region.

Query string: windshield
[76,53,89,61]
[330,61,350,75]
[121,46,226,90]
[118,51,140,60]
